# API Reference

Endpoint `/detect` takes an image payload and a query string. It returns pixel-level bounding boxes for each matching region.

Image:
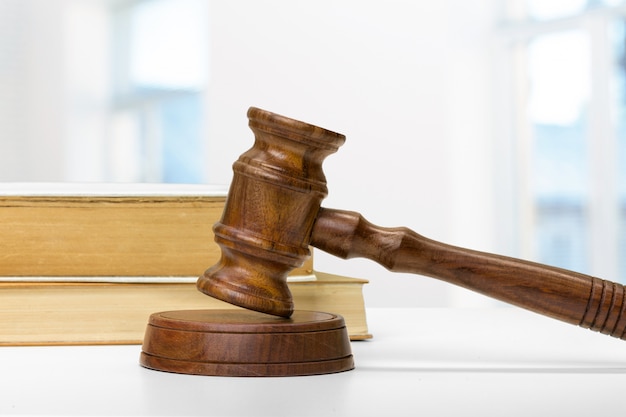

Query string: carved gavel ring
[198,106,626,341]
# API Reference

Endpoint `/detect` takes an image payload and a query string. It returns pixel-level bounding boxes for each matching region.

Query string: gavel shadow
[350,308,626,375]
[352,343,626,375]
[355,364,626,375]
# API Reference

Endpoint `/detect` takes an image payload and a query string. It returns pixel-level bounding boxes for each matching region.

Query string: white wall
[205,0,500,307]
[0,0,67,181]
[0,0,109,182]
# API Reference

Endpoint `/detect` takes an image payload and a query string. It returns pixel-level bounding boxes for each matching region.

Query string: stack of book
[0,184,370,345]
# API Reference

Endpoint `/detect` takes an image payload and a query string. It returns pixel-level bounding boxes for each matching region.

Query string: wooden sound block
[140,309,354,377]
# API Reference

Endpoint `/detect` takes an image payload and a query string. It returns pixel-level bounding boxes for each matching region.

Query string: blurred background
[1,0,625,308]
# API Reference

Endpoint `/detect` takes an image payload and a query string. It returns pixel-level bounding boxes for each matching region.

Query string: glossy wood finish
[140,309,354,377]
[312,208,626,340]
[197,107,626,342]
[197,107,345,317]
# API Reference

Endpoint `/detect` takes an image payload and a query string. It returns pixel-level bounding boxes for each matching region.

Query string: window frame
[108,0,209,183]
[496,3,626,282]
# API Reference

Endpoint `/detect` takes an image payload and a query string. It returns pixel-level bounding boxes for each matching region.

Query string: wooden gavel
[197,106,626,341]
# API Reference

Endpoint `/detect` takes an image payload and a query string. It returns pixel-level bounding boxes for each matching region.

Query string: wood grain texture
[197,107,345,317]
[311,208,626,340]
[140,309,354,377]
[196,107,626,343]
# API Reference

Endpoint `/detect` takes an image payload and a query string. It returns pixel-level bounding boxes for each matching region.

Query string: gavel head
[197,107,345,317]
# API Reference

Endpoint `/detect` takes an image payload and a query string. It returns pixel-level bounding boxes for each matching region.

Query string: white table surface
[2,307,626,416]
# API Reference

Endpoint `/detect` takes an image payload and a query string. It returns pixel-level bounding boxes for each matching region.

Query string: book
[0,271,371,345]
[0,184,370,344]
[0,183,313,277]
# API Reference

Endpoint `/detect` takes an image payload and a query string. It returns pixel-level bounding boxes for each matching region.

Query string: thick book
[0,183,313,276]
[0,271,370,345]
[0,184,370,344]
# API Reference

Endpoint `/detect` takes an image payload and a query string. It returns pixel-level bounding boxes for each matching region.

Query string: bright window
[501,1,626,282]
[530,30,591,273]
[110,0,209,183]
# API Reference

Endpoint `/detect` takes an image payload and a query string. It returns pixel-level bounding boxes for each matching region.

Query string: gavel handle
[311,208,626,340]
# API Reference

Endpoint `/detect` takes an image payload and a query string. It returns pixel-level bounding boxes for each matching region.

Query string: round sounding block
[140,309,354,377]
